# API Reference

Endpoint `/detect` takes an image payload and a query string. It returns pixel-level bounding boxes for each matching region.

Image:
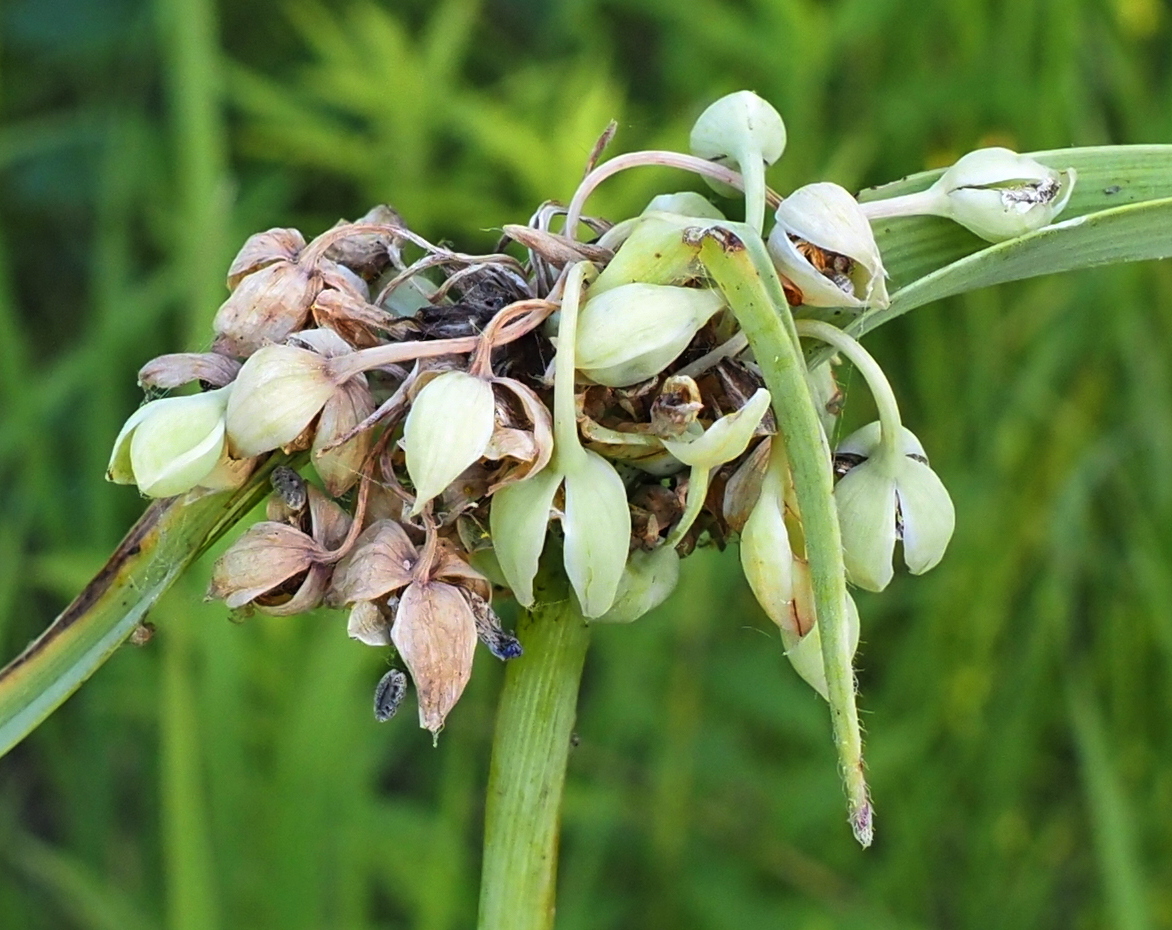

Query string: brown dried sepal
[138,353,242,390]
[347,599,393,647]
[312,375,375,496]
[722,437,771,534]
[501,224,614,266]
[312,288,398,349]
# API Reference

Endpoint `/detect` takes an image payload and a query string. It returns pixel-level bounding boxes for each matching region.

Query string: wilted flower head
[833,421,955,592]
[768,182,889,309]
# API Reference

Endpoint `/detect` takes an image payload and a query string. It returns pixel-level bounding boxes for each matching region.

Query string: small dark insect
[1103,184,1122,196]
[569,732,581,748]
[374,668,408,723]
[270,466,308,513]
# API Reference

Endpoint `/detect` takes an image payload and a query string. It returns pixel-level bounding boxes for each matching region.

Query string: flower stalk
[478,594,592,930]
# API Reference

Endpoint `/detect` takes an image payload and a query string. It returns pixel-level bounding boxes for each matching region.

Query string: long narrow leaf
[0,460,282,758]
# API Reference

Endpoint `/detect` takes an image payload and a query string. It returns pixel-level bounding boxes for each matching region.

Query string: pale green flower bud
[643,192,726,219]
[930,148,1075,242]
[107,386,231,498]
[862,148,1076,243]
[489,468,562,609]
[768,182,889,309]
[663,388,771,469]
[689,90,786,232]
[593,213,717,295]
[834,421,955,592]
[225,345,338,456]
[403,371,496,515]
[782,579,861,701]
[576,283,725,387]
[562,450,632,618]
[596,546,680,624]
[739,471,794,629]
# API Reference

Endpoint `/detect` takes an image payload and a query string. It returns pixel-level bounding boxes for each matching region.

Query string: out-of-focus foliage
[2,0,1172,927]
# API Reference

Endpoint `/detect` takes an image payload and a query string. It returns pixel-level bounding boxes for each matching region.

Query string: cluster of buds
[107,91,1074,735]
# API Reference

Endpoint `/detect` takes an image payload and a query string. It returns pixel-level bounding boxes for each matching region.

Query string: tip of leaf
[850,801,874,848]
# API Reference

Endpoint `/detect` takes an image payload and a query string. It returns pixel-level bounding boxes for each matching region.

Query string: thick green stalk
[695,226,872,846]
[478,597,592,930]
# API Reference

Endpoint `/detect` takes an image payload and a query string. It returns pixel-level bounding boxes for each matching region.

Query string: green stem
[695,225,873,846]
[478,597,592,930]
[795,319,903,458]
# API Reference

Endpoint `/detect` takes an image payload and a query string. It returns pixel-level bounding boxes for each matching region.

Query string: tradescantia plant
[2,89,1172,929]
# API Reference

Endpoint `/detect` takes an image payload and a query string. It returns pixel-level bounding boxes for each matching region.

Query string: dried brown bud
[213,261,321,357]
[208,522,323,610]
[138,353,242,390]
[323,205,404,277]
[327,520,417,607]
[650,375,703,438]
[209,485,350,616]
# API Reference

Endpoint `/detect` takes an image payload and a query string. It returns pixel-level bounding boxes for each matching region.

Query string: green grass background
[2,0,1172,926]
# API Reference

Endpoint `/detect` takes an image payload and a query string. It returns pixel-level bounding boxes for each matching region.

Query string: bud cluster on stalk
[105,89,997,733]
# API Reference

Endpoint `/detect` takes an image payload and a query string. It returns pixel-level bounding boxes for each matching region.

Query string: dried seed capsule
[373,668,408,723]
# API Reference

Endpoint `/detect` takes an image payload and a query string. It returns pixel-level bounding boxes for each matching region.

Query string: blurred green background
[3,0,1172,927]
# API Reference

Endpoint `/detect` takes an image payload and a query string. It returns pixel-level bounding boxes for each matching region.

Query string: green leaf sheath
[0,458,284,758]
[695,228,872,846]
[478,597,592,930]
